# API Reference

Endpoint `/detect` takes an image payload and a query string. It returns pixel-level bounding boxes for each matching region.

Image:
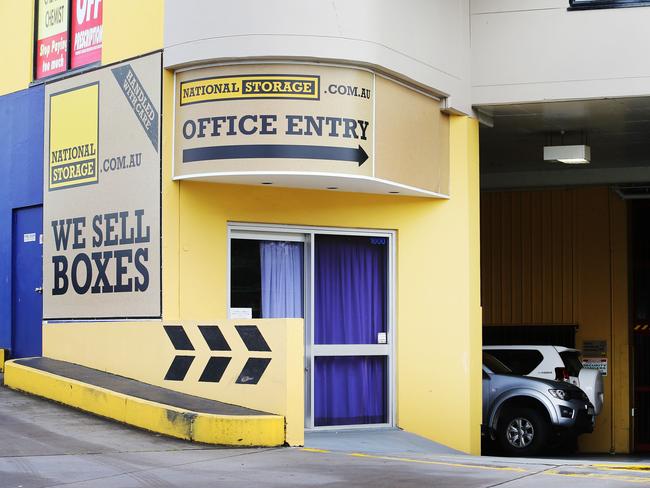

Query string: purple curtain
[314,235,387,344]
[313,235,388,426]
[314,356,387,426]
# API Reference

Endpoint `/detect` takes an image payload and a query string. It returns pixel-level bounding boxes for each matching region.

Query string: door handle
[34,287,43,294]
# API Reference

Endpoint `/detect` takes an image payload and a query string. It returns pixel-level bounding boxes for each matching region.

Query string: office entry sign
[173,64,374,179]
[43,52,161,319]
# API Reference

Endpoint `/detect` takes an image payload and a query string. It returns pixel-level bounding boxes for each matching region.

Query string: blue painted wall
[0,86,44,351]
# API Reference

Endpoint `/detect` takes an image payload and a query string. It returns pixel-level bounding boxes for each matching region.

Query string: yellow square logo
[49,83,99,191]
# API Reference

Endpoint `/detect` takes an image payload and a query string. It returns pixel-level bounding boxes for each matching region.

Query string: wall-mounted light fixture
[543,144,591,164]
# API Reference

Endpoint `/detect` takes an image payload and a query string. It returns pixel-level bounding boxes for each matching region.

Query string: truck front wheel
[497,407,549,457]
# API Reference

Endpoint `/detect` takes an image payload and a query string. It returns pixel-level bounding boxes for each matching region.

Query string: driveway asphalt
[2,375,650,488]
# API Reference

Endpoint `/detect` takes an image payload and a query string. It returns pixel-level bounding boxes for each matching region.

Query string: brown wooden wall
[481,189,577,325]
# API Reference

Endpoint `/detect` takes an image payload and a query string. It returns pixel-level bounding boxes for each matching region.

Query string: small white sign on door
[230,307,253,319]
[378,332,387,344]
[23,233,36,243]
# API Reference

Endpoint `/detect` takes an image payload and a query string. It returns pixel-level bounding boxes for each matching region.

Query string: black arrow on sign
[183,144,369,166]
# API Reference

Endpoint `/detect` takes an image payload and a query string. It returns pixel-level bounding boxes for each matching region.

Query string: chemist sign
[37,0,69,78]
[174,64,373,179]
[43,52,161,319]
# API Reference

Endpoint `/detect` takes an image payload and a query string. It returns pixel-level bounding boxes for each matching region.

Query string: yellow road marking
[347,452,527,472]
[591,465,650,472]
[301,448,650,482]
[546,469,650,484]
[301,448,525,471]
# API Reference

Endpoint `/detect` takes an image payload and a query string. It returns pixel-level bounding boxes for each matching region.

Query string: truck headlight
[549,389,569,400]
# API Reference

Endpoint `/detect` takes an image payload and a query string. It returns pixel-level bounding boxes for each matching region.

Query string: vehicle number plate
[587,407,595,415]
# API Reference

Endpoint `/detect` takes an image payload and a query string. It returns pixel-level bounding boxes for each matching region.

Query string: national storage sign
[43,53,161,320]
[180,74,320,104]
[173,64,373,180]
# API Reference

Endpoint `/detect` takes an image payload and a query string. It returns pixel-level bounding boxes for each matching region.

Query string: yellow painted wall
[481,187,630,453]
[167,114,482,453]
[102,0,163,65]
[0,2,34,95]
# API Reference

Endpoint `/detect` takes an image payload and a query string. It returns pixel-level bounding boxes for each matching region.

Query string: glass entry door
[229,226,393,429]
[311,234,391,427]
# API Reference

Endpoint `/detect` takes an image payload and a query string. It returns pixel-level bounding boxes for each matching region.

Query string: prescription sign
[71,0,103,68]
[37,0,69,79]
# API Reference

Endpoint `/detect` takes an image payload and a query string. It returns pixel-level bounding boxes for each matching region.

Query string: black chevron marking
[235,325,271,352]
[164,325,195,351]
[164,355,195,381]
[199,357,232,383]
[198,325,231,351]
[236,357,271,385]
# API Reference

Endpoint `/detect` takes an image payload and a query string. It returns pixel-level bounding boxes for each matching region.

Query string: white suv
[483,345,604,415]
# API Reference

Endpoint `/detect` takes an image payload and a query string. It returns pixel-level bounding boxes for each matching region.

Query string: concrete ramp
[4,357,285,447]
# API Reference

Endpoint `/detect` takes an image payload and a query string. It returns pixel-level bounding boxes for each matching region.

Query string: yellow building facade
[3,0,643,456]
[0,1,482,454]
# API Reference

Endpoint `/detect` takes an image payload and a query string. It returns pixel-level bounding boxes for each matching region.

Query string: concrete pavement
[2,378,650,487]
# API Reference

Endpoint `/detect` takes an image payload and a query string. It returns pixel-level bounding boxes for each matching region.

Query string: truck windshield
[483,352,513,374]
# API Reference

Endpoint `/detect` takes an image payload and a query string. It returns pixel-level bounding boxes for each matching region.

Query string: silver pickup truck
[483,352,595,456]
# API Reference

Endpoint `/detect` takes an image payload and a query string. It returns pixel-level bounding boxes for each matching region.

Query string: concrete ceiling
[478,97,650,190]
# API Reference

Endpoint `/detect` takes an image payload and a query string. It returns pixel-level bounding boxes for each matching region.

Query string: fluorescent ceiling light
[543,145,591,164]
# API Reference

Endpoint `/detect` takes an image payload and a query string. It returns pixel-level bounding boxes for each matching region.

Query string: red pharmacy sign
[71,0,103,68]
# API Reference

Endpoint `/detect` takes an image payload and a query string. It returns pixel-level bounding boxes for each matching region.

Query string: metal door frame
[228,222,396,430]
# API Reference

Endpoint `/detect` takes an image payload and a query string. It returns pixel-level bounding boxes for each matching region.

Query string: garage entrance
[476,96,650,453]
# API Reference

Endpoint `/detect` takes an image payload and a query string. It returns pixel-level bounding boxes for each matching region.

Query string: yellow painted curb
[0,349,7,373]
[4,360,285,447]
